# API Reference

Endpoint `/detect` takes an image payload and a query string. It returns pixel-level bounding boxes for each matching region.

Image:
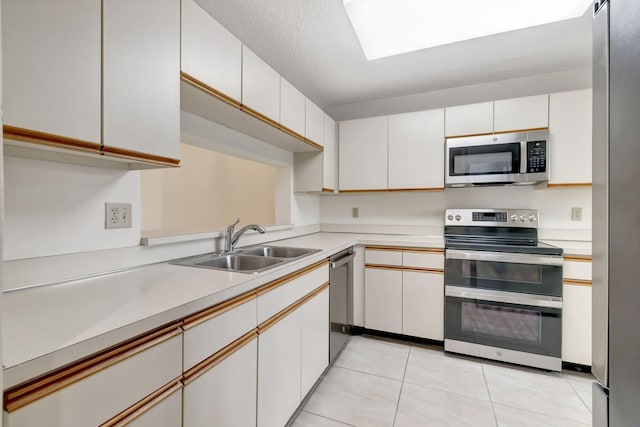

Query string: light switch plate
[106,203,132,229]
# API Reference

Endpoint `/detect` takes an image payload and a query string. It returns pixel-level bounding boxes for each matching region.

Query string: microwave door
[446,142,521,186]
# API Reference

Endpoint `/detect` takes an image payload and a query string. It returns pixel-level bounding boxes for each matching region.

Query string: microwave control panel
[527,140,547,173]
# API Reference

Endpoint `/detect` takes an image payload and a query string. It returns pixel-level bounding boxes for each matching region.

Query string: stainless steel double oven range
[444,209,564,371]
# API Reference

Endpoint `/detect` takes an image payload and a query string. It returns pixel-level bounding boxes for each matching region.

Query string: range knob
[510,215,517,222]
[447,214,454,221]
[519,215,526,222]
[529,215,536,222]
[455,215,461,221]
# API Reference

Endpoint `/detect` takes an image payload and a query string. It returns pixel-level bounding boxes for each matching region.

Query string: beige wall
[141,143,277,233]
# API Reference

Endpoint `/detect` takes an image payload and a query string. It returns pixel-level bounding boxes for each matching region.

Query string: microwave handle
[445,249,563,266]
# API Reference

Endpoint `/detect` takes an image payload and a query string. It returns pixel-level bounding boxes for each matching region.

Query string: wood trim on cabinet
[100,379,183,427]
[183,291,257,330]
[446,127,550,139]
[100,145,180,167]
[563,278,593,286]
[257,283,329,334]
[303,137,324,151]
[3,125,102,154]
[365,264,404,271]
[182,329,258,386]
[365,246,404,252]
[257,259,329,296]
[403,248,445,254]
[338,189,390,193]
[547,183,593,188]
[564,255,592,262]
[321,188,336,193]
[388,187,445,192]
[402,267,444,274]
[241,104,282,130]
[180,71,242,108]
[4,322,183,413]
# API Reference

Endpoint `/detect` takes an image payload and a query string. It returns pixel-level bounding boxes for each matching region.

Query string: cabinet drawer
[365,249,403,266]
[5,328,183,427]
[257,262,329,324]
[563,259,592,281]
[402,250,444,270]
[183,293,257,370]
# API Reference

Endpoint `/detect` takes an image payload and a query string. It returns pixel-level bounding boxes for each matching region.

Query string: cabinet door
[2,0,101,143]
[184,339,257,427]
[402,271,444,341]
[301,288,329,397]
[242,46,281,123]
[549,89,593,185]
[562,284,592,365]
[388,109,445,189]
[280,77,306,136]
[181,0,242,102]
[305,99,325,147]
[323,114,338,191]
[258,309,302,427]
[364,267,402,334]
[494,95,549,133]
[339,116,388,191]
[103,0,180,160]
[445,102,493,137]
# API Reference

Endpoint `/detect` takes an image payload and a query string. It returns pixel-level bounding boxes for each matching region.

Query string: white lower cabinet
[402,271,444,341]
[126,384,183,427]
[183,338,258,427]
[301,289,330,397]
[562,284,592,366]
[258,309,303,427]
[364,267,403,334]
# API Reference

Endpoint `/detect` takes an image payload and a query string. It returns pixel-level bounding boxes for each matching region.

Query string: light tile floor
[292,335,594,427]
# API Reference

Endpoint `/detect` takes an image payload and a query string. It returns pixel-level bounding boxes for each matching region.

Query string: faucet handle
[229,217,241,230]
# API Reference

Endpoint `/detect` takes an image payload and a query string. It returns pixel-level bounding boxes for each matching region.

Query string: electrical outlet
[571,207,582,221]
[106,203,132,229]
[352,207,359,218]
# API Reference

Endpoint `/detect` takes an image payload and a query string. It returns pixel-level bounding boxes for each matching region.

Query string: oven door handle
[445,286,563,309]
[445,249,563,266]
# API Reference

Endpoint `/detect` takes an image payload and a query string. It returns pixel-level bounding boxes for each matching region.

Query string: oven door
[446,139,523,186]
[445,249,563,296]
[445,286,562,359]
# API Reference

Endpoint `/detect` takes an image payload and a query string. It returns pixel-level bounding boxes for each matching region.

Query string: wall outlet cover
[106,202,132,229]
[352,207,359,218]
[571,207,582,221]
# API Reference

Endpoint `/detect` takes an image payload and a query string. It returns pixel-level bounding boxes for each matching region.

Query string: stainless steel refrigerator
[592,0,640,425]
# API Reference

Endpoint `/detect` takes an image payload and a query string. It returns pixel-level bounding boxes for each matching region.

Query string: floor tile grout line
[391,345,412,426]
[490,401,592,426]
[564,375,594,414]
[300,409,358,426]
[481,364,500,427]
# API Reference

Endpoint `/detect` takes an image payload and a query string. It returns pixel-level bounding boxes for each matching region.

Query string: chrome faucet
[223,218,266,253]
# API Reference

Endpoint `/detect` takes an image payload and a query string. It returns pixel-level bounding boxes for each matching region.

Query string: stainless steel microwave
[445,130,549,187]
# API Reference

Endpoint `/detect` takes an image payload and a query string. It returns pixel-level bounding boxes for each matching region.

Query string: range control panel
[445,209,539,228]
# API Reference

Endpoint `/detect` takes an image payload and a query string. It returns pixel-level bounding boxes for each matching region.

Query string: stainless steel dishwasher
[329,248,355,364]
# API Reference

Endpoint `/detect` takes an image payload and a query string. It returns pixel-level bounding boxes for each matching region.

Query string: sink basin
[170,245,320,273]
[195,254,284,271]
[236,245,319,258]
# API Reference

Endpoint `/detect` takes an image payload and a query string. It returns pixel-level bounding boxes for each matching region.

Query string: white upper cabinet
[549,89,593,184]
[103,0,180,160]
[181,0,242,102]
[2,0,101,143]
[242,46,281,123]
[445,102,493,137]
[494,94,549,133]
[388,109,445,189]
[339,116,388,191]
[305,99,325,147]
[323,114,338,191]
[280,77,306,136]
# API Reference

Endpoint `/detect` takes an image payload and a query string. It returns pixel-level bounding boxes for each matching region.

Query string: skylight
[343,0,593,60]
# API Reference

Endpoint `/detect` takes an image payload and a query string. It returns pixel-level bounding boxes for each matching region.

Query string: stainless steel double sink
[170,245,321,274]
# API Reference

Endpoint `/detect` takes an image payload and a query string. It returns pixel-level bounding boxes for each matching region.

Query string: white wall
[3,156,141,260]
[320,186,592,231]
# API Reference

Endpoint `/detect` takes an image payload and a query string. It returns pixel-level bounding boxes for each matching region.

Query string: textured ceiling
[195,0,592,111]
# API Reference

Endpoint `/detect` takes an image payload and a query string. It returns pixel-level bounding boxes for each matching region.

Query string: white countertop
[2,232,444,388]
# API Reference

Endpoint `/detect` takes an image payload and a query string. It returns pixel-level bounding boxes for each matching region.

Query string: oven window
[461,302,541,344]
[462,260,542,284]
[453,152,513,175]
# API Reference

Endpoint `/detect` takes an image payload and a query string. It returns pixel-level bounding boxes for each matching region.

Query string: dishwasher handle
[330,251,355,268]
